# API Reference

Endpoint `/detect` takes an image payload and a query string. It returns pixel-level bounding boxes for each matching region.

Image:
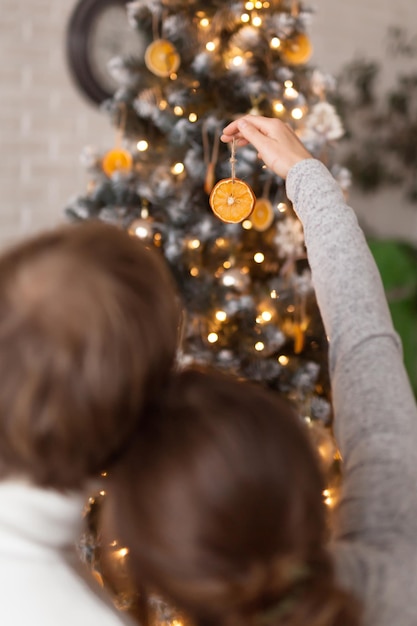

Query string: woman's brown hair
[107,367,360,626]
[0,221,181,490]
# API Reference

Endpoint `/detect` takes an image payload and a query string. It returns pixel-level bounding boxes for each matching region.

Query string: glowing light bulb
[223,260,232,269]
[208,332,219,343]
[188,238,201,249]
[245,1,255,9]
[261,311,272,322]
[159,99,168,110]
[285,86,298,99]
[324,493,333,507]
[278,202,287,212]
[241,13,250,23]
[270,289,278,299]
[232,55,243,67]
[291,108,303,120]
[117,548,129,558]
[270,37,281,49]
[255,1,263,7]
[254,252,265,263]
[255,341,265,351]
[216,310,227,322]
[134,225,149,238]
[287,305,295,313]
[284,80,293,88]
[189,112,198,122]
[252,15,262,27]
[200,18,209,28]
[171,162,185,175]
[273,100,284,114]
[242,219,252,229]
[174,105,184,116]
[206,41,216,52]
[278,355,289,366]
[190,267,199,276]
[136,139,149,151]
[222,274,236,286]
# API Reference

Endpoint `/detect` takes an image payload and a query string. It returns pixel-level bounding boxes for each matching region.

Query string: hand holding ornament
[221,116,313,180]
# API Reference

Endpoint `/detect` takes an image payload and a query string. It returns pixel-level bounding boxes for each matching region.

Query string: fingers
[233,118,276,157]
[220,133,249,146]
[220,115,313,179]
[222,115,285,138]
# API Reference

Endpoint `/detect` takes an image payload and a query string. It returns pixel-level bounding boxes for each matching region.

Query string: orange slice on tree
[281,33,313,65]
[209,178,256,224]
[250,197,275,231]
[102,148,132,177]
[144,39,181,77]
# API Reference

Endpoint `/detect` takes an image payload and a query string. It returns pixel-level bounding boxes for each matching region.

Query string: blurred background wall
[1,0,416,249]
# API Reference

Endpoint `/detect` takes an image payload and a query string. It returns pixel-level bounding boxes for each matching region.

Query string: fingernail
[237,119,247,129]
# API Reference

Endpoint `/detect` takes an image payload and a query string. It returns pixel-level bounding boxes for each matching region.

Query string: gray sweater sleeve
[286,159,417,625]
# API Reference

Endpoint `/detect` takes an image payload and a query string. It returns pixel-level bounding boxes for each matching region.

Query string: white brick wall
[0,0,416,248]
[0,0,113,248]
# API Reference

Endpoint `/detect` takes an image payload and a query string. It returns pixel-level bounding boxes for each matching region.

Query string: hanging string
[230,138,237,183]
[202,121,221,194]
[152,12,160,41]
[115,102,127,148]
[261,172,273,198]
[290,0,300,17]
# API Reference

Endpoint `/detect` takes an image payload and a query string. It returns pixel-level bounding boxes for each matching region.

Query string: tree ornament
[250,176,275,231]
[144,39,180,77]
[210,178,255,223]
[102,102,132,177]
[202,120,221,195]
[209,138,255,223]
[102,148,133,177]
[274,216,305,258]
[250,198,274,231]
[281,32,313,65]
[204,162,216,195]
[293,320,307,354]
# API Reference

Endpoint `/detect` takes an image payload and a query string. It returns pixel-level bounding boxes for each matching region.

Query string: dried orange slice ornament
[102,148,132,177]
[209,138,255,223]
[210,178,256,224]
[250,197,275,231]
[281,33,313,66]
[101,148,133,176]
[144,39,180,77]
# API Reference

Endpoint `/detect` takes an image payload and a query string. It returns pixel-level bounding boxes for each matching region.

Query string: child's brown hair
[0,221,181,490]
[106,367,360,626]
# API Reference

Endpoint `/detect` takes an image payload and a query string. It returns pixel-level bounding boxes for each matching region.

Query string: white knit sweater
[0,479,136,626]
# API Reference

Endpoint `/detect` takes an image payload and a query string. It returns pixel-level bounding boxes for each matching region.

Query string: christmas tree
[67,0,348,616]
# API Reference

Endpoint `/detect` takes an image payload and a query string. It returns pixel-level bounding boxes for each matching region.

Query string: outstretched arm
[222,116,417,577]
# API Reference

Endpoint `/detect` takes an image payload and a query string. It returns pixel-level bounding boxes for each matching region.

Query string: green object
[368,239,417,396]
